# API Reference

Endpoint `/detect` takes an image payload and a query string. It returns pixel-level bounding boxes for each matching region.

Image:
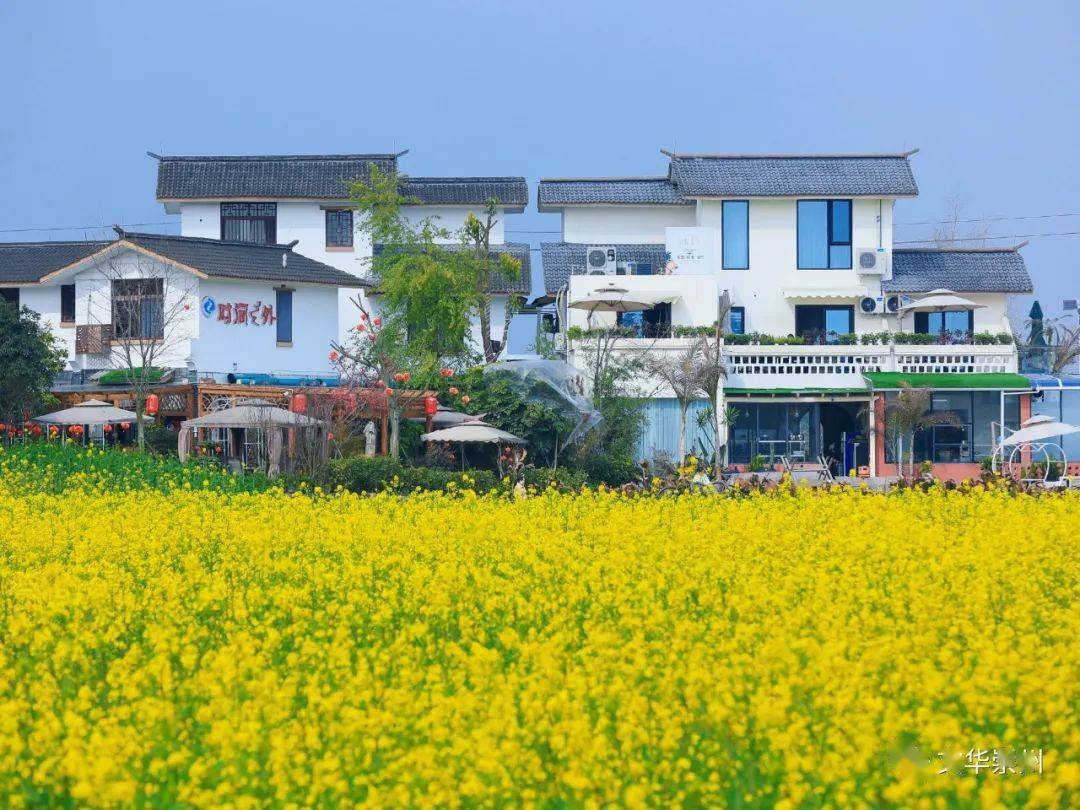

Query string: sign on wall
[665,227,718,276]
[202,296,276,326]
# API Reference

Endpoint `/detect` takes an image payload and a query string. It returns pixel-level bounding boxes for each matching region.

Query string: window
[794,305,854,342]
[61,284,76,324]
[727,403,820,465]
[884,390,1019,464]
[276,289,293,344]
[0,288,18,309]
[722,201,749,269]
[221,203,277,244]
[915,310,974,341]
[111,279,163,340]
[797,200,852,268]
[617,303,671,338]
[729,306,745,335]
[326,209,354,248]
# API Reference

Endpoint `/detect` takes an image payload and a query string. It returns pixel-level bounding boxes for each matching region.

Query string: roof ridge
[0,239,110,248]
[405,176,526,183]
[893,245,1023,253]
[664,151,918,160]
[122,231,300,251]
[153,153,400,162]
[540,176,673,183]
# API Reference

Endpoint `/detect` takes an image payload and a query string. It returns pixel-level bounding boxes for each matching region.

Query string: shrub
[521,467,589,491]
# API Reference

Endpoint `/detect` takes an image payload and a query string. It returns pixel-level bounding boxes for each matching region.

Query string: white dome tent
[992,414,1080,486]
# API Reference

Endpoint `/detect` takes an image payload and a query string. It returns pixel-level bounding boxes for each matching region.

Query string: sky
[1,0,1077,350]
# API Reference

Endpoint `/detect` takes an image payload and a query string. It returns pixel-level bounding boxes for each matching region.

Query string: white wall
[562,206,695,243]
[193,279,339,376]
[20,285,76,361]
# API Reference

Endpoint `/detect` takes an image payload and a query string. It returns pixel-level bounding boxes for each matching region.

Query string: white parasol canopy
[1000,414,1080,447]
[33,399,146,426]
[568,285,652,314]
[409,406,485,428]
[899,289,986,312]
[421,421,526,444]
[181,404,324,429]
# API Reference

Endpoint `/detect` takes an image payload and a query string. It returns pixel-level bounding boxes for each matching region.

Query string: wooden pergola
[53,382,437,455]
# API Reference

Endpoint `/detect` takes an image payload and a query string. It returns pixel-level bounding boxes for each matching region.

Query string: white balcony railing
[566,337,1018,393]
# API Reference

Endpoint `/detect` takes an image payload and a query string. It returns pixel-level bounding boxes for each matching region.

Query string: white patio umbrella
[421,421,526,444]
[33,399,143,426]
[408,406,485,428]
[568,285,652,314]
[999,414,1080,447]
[899,289,985,313]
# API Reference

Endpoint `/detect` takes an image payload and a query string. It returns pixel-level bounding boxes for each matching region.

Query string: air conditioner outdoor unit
[859,296,886,315]
[885,295,903,314]
[586,246,617,275]
[856,248,888,276]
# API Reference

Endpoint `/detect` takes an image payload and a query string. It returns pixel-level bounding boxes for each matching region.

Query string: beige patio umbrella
[898,289,987,313]
[178,404,326,472]
[421,420,526,472]
[568,284,652,314]
[33,399,143,426]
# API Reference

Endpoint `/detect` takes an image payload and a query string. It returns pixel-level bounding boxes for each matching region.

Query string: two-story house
[536,151,1034,477]
[153,152,530,354]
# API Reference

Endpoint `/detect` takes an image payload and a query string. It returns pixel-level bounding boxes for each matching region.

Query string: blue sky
[2,1,1077,349]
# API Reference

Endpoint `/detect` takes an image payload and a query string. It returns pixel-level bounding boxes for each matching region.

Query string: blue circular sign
[201,296,216,318]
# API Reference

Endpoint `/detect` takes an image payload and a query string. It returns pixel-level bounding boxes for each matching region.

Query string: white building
[0,231,359,383]
[153,153,530,354]
[536,151,1034,475]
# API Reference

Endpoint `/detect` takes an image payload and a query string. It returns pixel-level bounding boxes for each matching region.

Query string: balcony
[564,332,1018,393]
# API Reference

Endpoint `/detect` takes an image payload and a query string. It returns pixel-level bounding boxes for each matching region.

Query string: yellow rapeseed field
[0,454,1076,806]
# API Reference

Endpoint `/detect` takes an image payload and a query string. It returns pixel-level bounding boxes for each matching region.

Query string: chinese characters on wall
[202,297,276,326]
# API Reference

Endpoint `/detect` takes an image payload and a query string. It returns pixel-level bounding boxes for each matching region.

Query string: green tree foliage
[0,303,66,425]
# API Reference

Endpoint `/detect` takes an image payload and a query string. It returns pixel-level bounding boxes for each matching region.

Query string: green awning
[864,372,1031,390]
[724,387,869,396]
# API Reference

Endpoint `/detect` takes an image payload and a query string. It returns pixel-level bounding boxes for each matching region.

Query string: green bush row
[324,456,590,494]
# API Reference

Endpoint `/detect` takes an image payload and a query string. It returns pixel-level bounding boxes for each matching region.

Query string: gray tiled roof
[402,177,528,210]
[884,248,1033,293]
[124,233,366,286]
[538,178,689,209]
[155,154,527,208]
[1,234,365,287]
[0,240,108,283]
[668,154,919,197]
[372,242,531,294]
[536,242,668,302]
[156,154,398,200]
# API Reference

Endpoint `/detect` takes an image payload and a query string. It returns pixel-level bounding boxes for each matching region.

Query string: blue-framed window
[884,390,1020,464]
[722,201,749,269]
[276,289,293,344]
[794,304,854,342]
[797,200,852,269]
[729,306,745,335]
[915,309,974,339]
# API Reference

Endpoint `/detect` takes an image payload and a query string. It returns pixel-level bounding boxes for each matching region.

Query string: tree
[929,197,991,248]
[1040,317,1080,375]
[462,199,522,362]
[881,384,961,478]
[0,303,66,428]
[86,243,197,451]
[637,340,708,462]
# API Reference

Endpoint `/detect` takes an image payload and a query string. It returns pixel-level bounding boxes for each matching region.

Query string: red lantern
[291,393,307,414]
[461,395,471,405]
[329,350,340,362]
[327,432,335,441]
[145,394,160,416]
[393,372,406,383]
[120,421,131,430]
[384,388,394,396]
[103,423,113,433]
[424,396,438,417]
[373,317,382,326]
[31,425,42,437]
[448,387,459,396]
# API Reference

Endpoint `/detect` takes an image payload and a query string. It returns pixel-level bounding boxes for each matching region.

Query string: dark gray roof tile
[884,248,1032,293]
[538,178,689,209]
[669,154,918,197]
[537,242,668,302]
[402,177,528,209]
[0,241,108,283]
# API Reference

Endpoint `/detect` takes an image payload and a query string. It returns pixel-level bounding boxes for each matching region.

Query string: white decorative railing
[567,338,1018,394]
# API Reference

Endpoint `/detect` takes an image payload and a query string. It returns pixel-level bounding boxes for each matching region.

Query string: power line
[895,211,1080,227]
[895,230,1080,245]
[0,220,177,235]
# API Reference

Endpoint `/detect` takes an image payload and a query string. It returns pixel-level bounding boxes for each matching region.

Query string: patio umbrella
[1000,414,1080,447]
[420,421,526,444]
[898,289,986,313]
[1027,300,1047,347]
[568,285,652,314]
[408,406,485,428]
[33,399,144,425]
[180,404,324,429]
